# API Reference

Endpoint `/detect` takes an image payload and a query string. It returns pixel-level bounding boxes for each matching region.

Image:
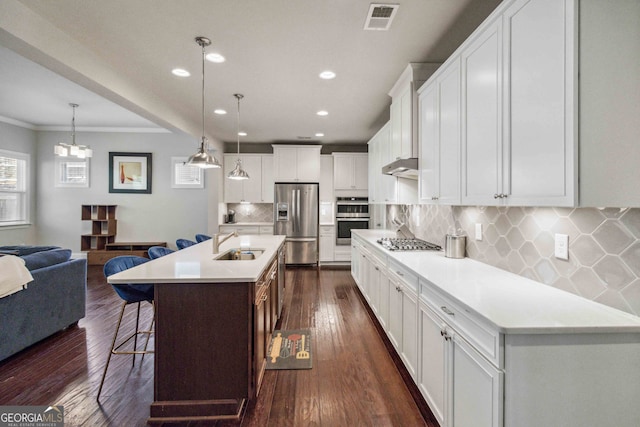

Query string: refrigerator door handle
[286,237,317,242]
[296,190,300,233]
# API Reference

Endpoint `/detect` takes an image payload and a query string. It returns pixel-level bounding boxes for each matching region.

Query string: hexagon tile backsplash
[386,205,640,317]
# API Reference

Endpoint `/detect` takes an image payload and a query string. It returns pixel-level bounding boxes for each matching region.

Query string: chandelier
[54,103,92,158]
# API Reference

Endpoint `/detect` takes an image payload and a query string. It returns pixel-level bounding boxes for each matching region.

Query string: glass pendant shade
[186,36,221,169]
[227,93,249,180]
[54,103,93,158]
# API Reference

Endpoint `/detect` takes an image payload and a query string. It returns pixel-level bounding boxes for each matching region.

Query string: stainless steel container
[444,234,466,259]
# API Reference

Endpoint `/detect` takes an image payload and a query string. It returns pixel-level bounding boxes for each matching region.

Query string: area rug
[265,329,312,370]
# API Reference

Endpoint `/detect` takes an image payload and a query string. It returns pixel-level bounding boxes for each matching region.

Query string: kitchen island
[352,229,640,427]
[107,234,285,425]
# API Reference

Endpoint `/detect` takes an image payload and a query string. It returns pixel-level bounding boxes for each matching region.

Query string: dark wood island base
[147,250,282,424]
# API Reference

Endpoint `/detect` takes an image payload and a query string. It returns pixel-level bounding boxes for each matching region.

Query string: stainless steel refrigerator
[274,182,319,265]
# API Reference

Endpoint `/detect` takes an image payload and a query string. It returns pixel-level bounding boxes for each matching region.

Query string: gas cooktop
[376,237,442,252]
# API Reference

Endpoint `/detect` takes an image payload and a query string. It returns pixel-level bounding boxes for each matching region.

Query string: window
[55,156,90,187]
[0,149,30,226]
[171,156,204,188]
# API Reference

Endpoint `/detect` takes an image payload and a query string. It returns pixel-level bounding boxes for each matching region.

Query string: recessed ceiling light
[315,133,325,137]
[317,110,329,116]
[319,70,336,79]
[206,53,225,63]
[214,109,227,115]
[172,68,190,77]
[238,132,247,136]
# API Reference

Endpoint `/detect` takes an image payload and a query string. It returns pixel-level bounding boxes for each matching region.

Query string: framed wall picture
[109,152,152,194]
[171,156,204,189]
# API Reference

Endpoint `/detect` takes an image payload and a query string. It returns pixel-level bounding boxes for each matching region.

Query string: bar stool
[97,256,154,401]
[195,233,211,243]
[176,238,196,249]
[148,246,175,259]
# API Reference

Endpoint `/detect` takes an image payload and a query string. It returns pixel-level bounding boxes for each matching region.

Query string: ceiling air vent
[364,4,399,31]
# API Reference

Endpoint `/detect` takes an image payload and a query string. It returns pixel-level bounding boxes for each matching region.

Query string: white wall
[0,121,38,245]
[36,130,223,252]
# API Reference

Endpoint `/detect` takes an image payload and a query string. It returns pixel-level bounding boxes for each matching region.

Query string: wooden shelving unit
[81,204,117,252]
[82,204,167,265]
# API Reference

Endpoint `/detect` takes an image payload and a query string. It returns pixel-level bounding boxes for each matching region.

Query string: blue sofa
[0,246,87,362]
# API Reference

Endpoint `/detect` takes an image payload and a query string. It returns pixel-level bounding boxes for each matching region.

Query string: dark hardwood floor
[0,265,437,426]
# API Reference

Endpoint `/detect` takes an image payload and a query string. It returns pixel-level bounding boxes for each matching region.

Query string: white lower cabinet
[319,225,335,262]
[353,232,640,427]
[450,333,503,427]
[419,302,447,426]
[350,241,362,288]
[389,261,419,381]
[353,234,502,427]
[419,281,503,427]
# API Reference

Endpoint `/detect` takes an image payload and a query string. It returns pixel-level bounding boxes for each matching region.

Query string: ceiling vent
[364,4,399,31]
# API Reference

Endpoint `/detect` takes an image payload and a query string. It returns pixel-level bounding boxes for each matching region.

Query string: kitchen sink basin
[214,248,265,261]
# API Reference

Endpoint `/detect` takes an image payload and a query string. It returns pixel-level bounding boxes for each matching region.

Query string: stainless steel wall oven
[336,197,369,245]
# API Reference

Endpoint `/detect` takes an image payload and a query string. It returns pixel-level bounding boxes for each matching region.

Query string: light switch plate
[475,223,483,241]
[554,233,569,260]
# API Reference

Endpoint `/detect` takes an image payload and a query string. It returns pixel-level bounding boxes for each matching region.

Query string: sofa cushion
[21,249,72,271]
[0,245,60,256]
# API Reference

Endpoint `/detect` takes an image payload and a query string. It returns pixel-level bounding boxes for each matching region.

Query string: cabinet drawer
[319,225,335,236]
[220,225,260,235]
[259,226,274,235]
[389,259,418,293]
[420,280,502,368]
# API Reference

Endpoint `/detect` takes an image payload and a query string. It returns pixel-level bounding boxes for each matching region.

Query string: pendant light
[54,103,93,158]
[227,93,249,180]
[186,36,221,169]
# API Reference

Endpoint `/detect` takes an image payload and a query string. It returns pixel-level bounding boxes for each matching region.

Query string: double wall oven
[336,197,369,245]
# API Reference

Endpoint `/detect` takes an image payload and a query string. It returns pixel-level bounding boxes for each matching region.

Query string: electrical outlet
[475,223,483,241]
[554,234,569,260]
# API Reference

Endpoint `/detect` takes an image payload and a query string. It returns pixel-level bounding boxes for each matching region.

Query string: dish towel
[0,255,33,298]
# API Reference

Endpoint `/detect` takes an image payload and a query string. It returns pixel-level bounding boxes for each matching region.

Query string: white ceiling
[0,0,501,144]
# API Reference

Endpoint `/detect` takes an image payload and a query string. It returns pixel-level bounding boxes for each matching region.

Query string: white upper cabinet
[461,0,575,206]
[333,153,368,191]
[389,63,441,161]
[368,122,398,204]
[460,15,503,206]
[500,0,575,206]
[272,145,321,183]
[456,0,640,207]
[418,58,461,205]
[223,154,262,203]
[576,0,640,207]
[261,155,274,203]
[319,155,334,202]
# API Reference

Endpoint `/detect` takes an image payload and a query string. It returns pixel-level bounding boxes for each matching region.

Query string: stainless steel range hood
[382,158,418,179]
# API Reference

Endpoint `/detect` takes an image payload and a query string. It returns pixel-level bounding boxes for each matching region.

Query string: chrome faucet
[213,231,238,254]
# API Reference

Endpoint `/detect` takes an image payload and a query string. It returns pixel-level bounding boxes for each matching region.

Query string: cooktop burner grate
[377,237,442,251]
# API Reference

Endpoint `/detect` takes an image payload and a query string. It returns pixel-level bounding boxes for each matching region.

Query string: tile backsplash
[386,204,640,316]
[226,203,273,223]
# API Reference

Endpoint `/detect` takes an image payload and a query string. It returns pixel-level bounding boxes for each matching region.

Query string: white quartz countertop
[354,230,640,334]
[219,222,273,227]
[107,235,285,284]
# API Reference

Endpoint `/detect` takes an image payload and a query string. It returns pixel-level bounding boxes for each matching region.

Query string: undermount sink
[214,248,265,261]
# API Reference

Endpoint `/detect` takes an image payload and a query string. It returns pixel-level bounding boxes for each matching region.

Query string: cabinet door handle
[440,330,451,341]
[374,266,379,271]
[396,271,404,277]
[431,196,439,201]
[493,193,500,199]
[440,306,455,316]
